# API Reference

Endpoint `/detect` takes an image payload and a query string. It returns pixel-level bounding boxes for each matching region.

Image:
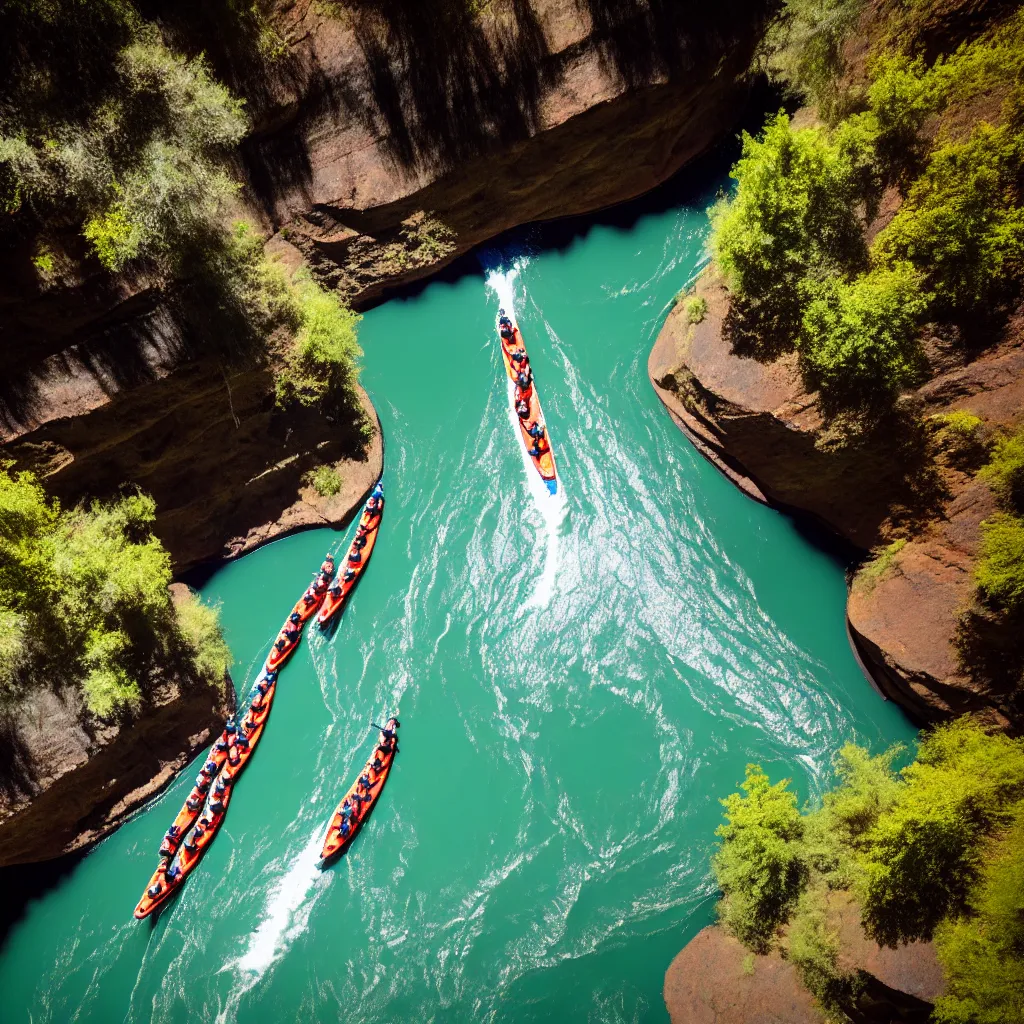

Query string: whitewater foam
[486,262,566,608]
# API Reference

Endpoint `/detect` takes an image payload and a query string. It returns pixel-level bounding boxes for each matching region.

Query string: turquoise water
[0,174,915,1023]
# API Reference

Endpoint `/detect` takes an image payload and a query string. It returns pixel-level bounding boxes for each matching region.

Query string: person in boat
[183,829,200,852]
[353,532,367,551]
[516,398,530,420]
[195,770,212,791]
[343,567,357,583]
[348,547,362,565]
[158,839,175,858]
[340,798,354,821]
[213,777,229,798]
[498,311,512,328]
[527,421,545,440]
[366,495,382,516]
[320,555,335,575]
[358,771,372,792]
[165,862,182,882]
[225,716,237,734]
[339,819,352,839]
[302,588,318,605]
[210,793,226,815]
[371,754,383,772]
[499,323,513,341]
[165,824,181,842]
[516,368,532,389]
[511,348,528,368]
[202,758,219,775]
[147,881,164,899]
[186,793,203,811]
[529,436,550,458]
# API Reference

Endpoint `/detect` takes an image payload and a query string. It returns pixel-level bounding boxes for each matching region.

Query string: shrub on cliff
[275,274,365,421]
[0,4,247,273]
[711,721,1024,1019]
[934,804,1024,1024]
[713,764,807,951]
[710,113,870,359]
[858,719,1024,946]
[0,466,230,717]
[799,262,927,411]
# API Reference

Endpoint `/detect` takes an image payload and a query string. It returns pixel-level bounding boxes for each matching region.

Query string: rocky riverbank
[649,268,1022,730]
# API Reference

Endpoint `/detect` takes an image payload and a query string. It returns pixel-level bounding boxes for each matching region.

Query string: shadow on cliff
[341,0,557,176]
[573,0,772,89]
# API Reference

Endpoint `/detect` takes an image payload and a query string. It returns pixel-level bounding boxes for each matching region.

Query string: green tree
[859,720,1024,946]
[934,803,1024,1024]
[713,764,807,951]
[799,262,927,410]
[0,467,230,717]
[710,113,872,360]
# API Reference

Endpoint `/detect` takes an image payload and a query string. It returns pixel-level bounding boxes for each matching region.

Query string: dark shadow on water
[0,849,88,955]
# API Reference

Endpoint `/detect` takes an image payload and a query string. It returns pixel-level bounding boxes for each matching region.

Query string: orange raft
[497,310,558,495]
[154,725,237,859]
[320,717,399,863]
[133,680,277,920]
[265,556,335,671]
[317,482,384,627]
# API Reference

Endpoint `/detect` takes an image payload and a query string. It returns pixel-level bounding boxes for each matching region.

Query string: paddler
[186,792,203,811]
[348,546,362,565]
[516,398,530,420]
[195,768,212,791]
[529,435,550,458]
[147,880,164,899]
[498,310,512,328]
[320,554,335,575]
[343,567,356,583]
[527,421,545,440]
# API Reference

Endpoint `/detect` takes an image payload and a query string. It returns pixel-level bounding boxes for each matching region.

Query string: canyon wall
[650,269,1023,731]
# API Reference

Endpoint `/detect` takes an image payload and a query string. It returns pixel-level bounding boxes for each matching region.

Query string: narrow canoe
[320,718,399,863]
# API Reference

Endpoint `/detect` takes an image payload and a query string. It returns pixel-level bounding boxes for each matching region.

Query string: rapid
[0,164,915,1023]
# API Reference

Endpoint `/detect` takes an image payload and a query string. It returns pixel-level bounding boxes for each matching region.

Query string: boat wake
[486,261,566,608]
[216,831,326,1020]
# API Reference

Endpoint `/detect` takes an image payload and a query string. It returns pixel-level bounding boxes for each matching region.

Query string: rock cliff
[650,270,1023,730]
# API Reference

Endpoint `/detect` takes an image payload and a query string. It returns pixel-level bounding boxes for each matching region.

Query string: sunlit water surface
[0,170,914,1023]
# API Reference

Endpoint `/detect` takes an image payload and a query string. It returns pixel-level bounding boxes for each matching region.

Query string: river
[0,161,915,1023]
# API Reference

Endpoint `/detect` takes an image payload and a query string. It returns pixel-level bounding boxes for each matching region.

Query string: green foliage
[685,296,708,325]
[803,743,904,885]
[174,591,232,681]
[931,410,985,462]
[761,0,866,122]
[305,464,343,498]
[787,883,858,1013]
[979,427,1024,513]
[799,262,927,410]
[874,118,1024,318]
[275,275,363,415]
[0,5,247,273]
[975,514,1024,614]
[713,764,807,952]
[859,719,1024,946]
[934,804,1024,1024]
[31,246,55,276]
[711,113,871,359]
[854,539,907,592]
[0,466,230,717]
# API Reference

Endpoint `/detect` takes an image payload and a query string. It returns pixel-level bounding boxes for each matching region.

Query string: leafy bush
[0,466,230,717]
[931,410,986,465]
[855,539,907,591]
[711,113,871,359]
[859,719,1024,946]
[934,804,1024,1024]
[873,118,1024,319]
[787,883,858,1012]
[275,275,363,415]
[760,0,866,122]
[305,464,343,497]
[685,295,708,324]
[713,764,807,952]
[174,591,231,681]
[975,514,1024,614]
[1,16,247,273]
[979,427,1024,513]
[799,262,927,409]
